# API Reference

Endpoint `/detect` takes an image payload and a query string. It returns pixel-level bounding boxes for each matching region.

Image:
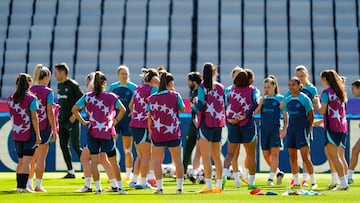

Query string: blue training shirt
[108,81,137,122]
[284,92,313,131]
[260,94,284,130]
[285,84,318,100]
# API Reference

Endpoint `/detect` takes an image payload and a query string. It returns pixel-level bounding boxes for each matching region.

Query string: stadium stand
[0,0,359,99]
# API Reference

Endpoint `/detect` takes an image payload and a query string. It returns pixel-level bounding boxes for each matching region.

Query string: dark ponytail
[13,73,32,104]
[93,71,107,96]
[158,72,174,92]
[203,63,215,90]
[320,70,347,102]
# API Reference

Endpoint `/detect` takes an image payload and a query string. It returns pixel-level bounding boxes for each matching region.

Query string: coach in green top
[54,63,83,179]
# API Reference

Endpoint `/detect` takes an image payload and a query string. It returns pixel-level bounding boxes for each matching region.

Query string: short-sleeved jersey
[8,92,39,141]
[197,82,225,128]
[129,84,158,128]
[30,85,55,131]
[108,81,137,123]
[76,92,122,139]
[321,87,348,133]
[147,90,185,142]
[284,92,313,131]
[57,79,84,123]
[226,85,257,127]
[260,94,284,131]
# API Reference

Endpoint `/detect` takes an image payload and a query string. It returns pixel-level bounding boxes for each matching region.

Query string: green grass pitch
[0,172,359,203]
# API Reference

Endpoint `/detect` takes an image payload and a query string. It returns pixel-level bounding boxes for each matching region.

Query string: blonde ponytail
[33,64,43,85]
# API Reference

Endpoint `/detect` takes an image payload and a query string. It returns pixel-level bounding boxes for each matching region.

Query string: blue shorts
[198,121,222,142]
[152,139,181,147]
[227,119,256,144]
[40,124,52,144]
[324,129,347,148]
[115,120,131,136]
[260,128,282,150]
[87,134,116,154]
[287,128,310,149]
[15,131,37,158]
[129,127,150,144]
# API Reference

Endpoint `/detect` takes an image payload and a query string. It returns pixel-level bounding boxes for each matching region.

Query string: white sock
[249,175,255,186]
[192,169,198,176]
[205,178,212,189]
[117,180,123,189]
[269,172,275,180]
[85,177,92,188]
[243,168,249,179]
[110,179,117,188]
[276,168,281,174]
[348,169,354,179]
[339,176,347,185]
[176,178,183,190]
[331,172,338,184]
[68,169,75,175]
[215,179,222,189]
[233,172,240,182]
[293,173,300,185]
[303,173,309,181]
[222,168,229,178]
[131,174,138,183]
[126,168,132,178]
[156,179,163,190]
[27,178,33,188]
[140,177,147,186]
[148,170,155,180]
[94,180,102,191]
[309,174,316,184]
[35,178,42,187]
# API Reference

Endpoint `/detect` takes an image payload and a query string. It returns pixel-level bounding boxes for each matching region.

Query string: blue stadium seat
[52,50,74,75]
[5,38,27,51]
[77,38,99,51]
[29,38,51,52]
[103,0,125,15]
[35,0,57,15]
[12,0,33,16]
[54,38,75,51]
[4,52,26,73]
[102,14,123,27]
[56,14,78,26]
[100,38,122,53]
[27,51,50,71]
[8,25,30,39]
[78,25,100,39]
[76,51,98,66]
[80,0,101,17]
[0,0,10,17]
[54,25,76,39]
[99,51,120,69]
[80,15,101,27]
[30,25,52,40]
[172,0,193,15]
[58,0,79,16]
[33,14,55,25]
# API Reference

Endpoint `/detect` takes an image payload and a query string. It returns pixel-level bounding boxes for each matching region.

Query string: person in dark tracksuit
[182,72,202,182]
[54,63,83,178]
